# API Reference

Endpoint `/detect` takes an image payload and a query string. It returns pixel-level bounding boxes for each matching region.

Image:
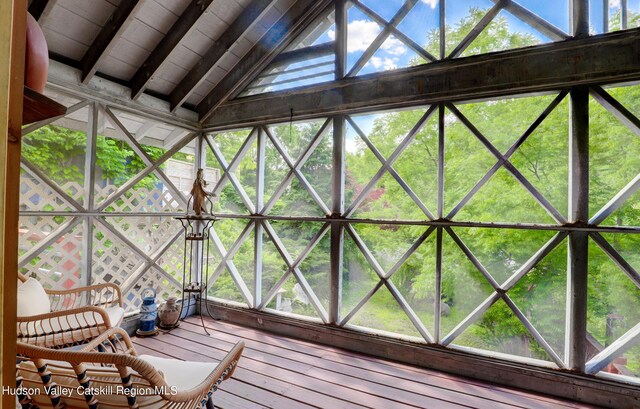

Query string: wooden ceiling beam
[80,0,143,84]
[169,0,277,112]
[197,0,334,123]
[130,0,215,101]
[203,28,640,129]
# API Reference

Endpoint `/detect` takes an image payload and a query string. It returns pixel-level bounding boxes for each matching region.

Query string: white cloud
[382,58,398,70]
[381,36,407,56]
[370,56,383,69]
[328,20,382,52]
[421,0,438,9]
[609,0,621,7]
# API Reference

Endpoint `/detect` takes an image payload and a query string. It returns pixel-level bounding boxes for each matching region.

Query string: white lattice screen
[19,97,199,314]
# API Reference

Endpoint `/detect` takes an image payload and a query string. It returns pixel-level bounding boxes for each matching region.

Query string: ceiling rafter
[130,0,216,100]
[169,0,277,112]
[80,0,143,84]
[197,0,334,123]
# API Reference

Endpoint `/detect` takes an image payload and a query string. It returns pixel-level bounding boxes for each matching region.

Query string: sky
[258,0,640,152]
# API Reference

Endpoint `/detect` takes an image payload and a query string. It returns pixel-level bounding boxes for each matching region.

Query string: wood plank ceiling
[27,0,328,122]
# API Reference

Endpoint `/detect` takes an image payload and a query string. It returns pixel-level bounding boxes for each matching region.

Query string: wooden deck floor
[133,316,599,409]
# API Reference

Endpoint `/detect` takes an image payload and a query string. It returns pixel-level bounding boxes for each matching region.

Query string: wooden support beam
[197,0,333,123]
[80,0,142,84]
[204,28,640,129]
[130,0,215,100]
[169,0,276,112]
[268,41,334,70]
[1,1,26,408]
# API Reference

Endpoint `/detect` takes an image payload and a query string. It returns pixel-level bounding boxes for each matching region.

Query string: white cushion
[138,354,219,390]
[17,278,50,317]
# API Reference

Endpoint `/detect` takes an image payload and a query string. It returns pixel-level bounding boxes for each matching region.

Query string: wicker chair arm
[46,282,123,310]
[17,305,112,326]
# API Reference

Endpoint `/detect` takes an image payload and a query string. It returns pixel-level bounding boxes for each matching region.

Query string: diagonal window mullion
[441,293,502,346]
[102,106,188,207]
[386,226,437,278]
[444,227,500,289]
[262,220,329,322]
[502,232,568,290]
[384,280,434,342]
[208,225,255,307]
[351,0,436,63]
[446,103,567,224]
[444,226,568,362]
[206,131,257,213]
[259,270,294,310]
[447,0,506,59]
[446,92,568,220]
[585,322,640,374]
[261,120,331,214]
[97,217,180,286]
[351,0,438,62]
[20,160,85,212]
[494,0,569,41]
[589,232,640,289]
[99,218,182,293]
[262,126,330,215]
[346,225,386,277]
[347,0,420,77]
[346,116,435,220]
[345,225,434,341]
[591,86,640,138]
[442,232,568,346]
[590,172,640,225]
[18,217,82,268]
[502,294,566,367]
[95,131,197,212]
[445,227,564,362]
[346,106,437,217]
[258,223,329,310]
[339,281,385,327]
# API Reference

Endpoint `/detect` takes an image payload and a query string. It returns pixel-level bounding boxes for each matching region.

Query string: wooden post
[0,0,26,407]
[329,0,348,325]
[566,85,589,371]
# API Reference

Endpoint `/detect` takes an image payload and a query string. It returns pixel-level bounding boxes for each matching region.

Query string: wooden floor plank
[134,336,366,409]
[171,324,508,409]
[184,317,597,409]
[132,317,600,409]
[137,330,441,409]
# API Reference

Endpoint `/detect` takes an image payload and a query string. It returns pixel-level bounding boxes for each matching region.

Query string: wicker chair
[17,272,124,349]
[16,328,244,409]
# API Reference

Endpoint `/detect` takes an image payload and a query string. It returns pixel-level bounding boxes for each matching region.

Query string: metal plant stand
[172,171,217,335]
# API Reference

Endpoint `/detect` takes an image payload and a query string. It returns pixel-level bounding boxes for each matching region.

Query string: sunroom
[2,0,640,408]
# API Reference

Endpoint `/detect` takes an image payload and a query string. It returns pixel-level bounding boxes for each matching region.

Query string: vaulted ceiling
[29,0,333,123]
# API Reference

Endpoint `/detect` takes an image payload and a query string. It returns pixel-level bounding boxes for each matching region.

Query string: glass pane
[22,114,89,206]
[589,93,640,219]
[390,230,438,335]
[452,299,556,362]
[440,230,494,337]
[508,237,568,361]
[588,238,640,345]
